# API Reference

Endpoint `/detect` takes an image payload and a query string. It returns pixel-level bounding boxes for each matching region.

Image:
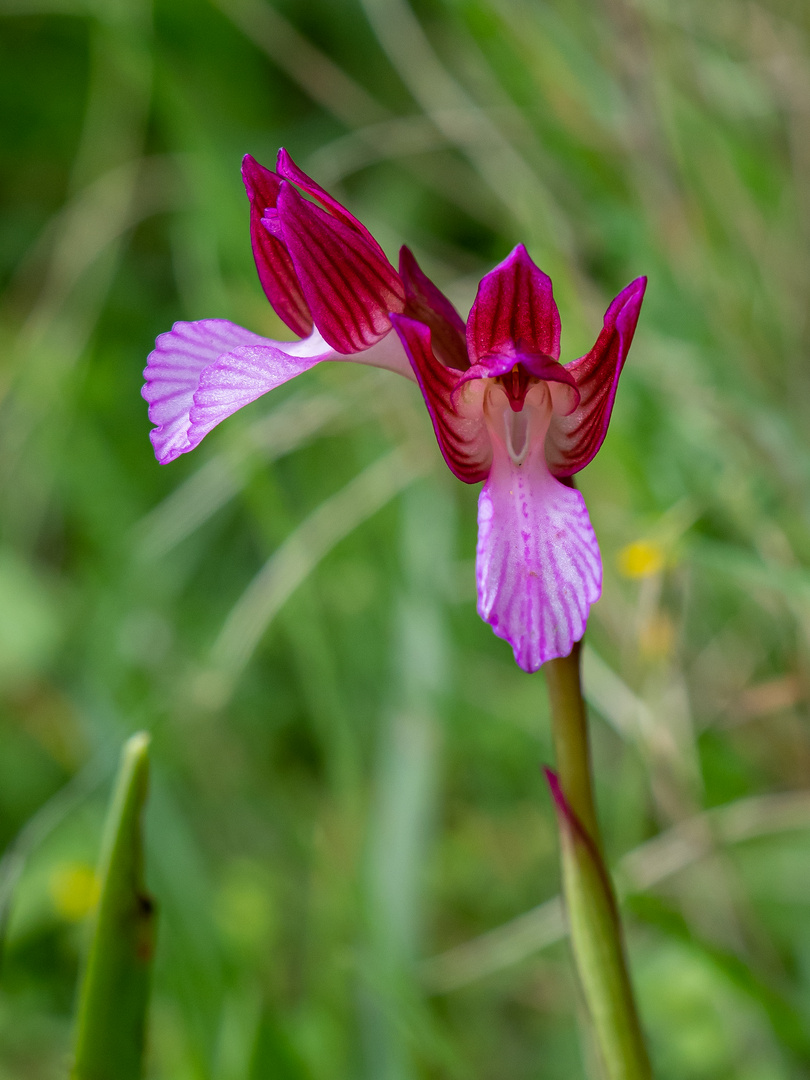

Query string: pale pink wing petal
[241,155,313,337]
[476,442,602,672]
[467,244,561,366]
[187,344,326,450]
[274,182,405,354]
[546,277,646,477]
[143,320,414,464]
[143,320,285,464]
[390,313,490,484]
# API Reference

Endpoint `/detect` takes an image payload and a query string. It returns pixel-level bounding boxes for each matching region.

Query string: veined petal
[399,246,468,371]
[390,314,490,484]
[143,320,288,464]
[241,155,313,337]
[275,181,405,354]
[143,320,414,465]
[276,148,387,261]
[476,429,601,672]
[467,244,561,366]
[186,344,330,455]
[546,277,646,477]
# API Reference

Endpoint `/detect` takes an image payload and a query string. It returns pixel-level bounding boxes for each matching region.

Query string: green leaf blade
[70,732,155,1080]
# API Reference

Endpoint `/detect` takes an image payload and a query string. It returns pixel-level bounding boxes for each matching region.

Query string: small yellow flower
[618,539,665,579]
[49,862,100,922]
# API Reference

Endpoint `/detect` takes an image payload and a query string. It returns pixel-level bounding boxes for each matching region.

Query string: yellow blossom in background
[49,862,100,922]
[618,539,666,579]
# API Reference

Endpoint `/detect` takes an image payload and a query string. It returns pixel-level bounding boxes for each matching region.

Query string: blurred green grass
[2,0,810,1077]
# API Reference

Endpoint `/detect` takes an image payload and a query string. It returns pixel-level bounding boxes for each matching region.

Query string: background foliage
[1,0,810,1076]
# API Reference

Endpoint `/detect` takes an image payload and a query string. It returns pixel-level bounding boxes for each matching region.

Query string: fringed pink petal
[241,155,313,338]
[274,181,405,354]
[467,244,561,367]
[390,314,490,484]
[546,277,646,477]
[476,437,601,672]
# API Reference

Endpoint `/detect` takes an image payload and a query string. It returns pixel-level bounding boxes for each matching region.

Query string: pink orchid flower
[390,246,645,671]
[143,149,411,465]
[143,151,645,672]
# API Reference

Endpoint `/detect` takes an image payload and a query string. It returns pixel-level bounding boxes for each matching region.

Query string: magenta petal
[467,244,561,367]
[476,441,602,671]
[276,148,387,260]
[241,155,313,338]
[275,181,405,354]
[546,277,646,477]
[399,246,469,371]
[390,314,491,484]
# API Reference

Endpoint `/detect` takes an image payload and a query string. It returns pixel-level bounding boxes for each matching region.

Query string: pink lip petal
[241,155,313,338]
[467,244,562,367]
[276,181,405,354]
[546,277,647,477]
[476,438,602,672]
[390,313,490,484]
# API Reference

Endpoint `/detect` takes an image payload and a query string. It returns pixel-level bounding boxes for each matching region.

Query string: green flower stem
[71,733,155,1080]
[545,641,601,843]
[545,642,652,1080]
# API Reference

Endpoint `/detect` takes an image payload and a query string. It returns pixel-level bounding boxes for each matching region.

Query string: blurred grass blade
[71,733,155,1080]
[628,893,810,1063]
[214,0,387,128]
[249,1010,313,1080]
[357,0,567,250]
[0,756,108,966]
[421,789,810,992]
[134,378,383,560]
[207,443,429,699]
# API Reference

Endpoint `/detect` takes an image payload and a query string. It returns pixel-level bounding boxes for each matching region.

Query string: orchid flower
[142,149,411,465]
[143,151,645,672]
[391,246,645,671]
